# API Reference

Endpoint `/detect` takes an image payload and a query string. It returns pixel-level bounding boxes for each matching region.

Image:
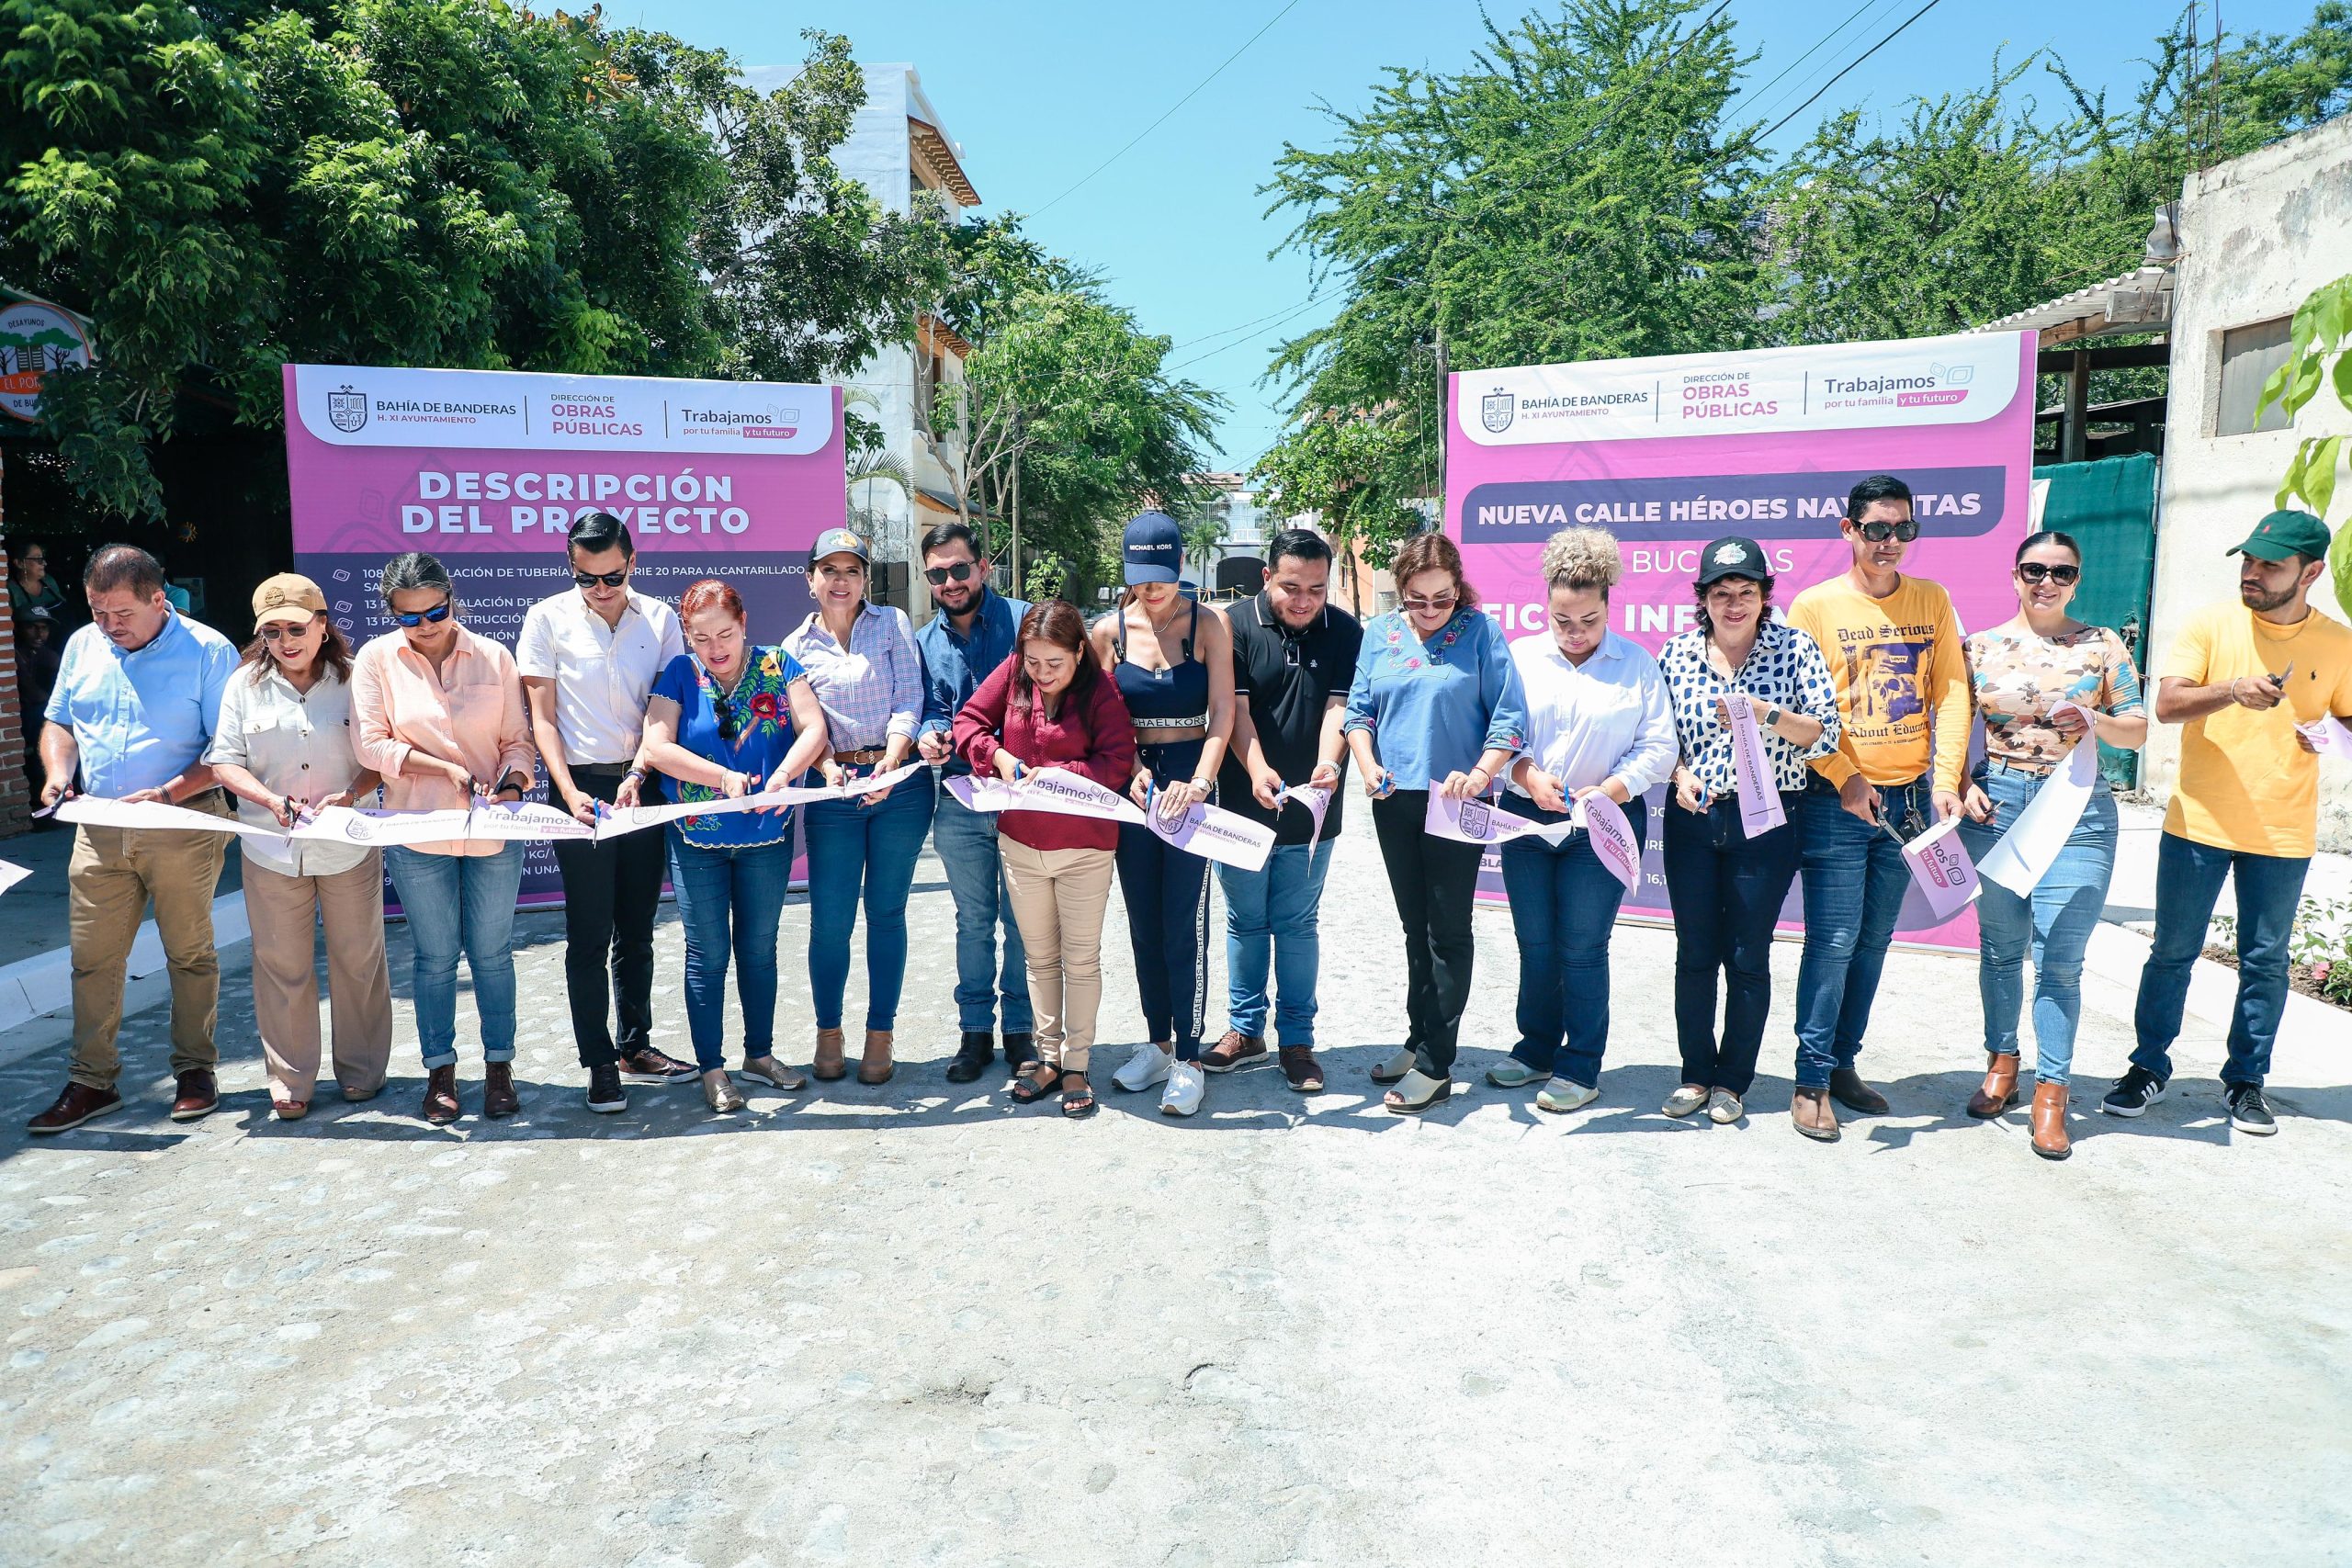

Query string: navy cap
[1696,536,1770,586]
[1123,512,1183,585]
[808,527,870,571]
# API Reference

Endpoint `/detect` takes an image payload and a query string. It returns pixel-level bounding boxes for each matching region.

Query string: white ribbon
[1973,704,2098,898]
[1144,792,1275,872]
[1726,699,1786,839]
[945,766,1148,826]
[1572,793,1642,891]
[1421,789,1576,848]
[0,859,30,898]
[1272,783,1333,840]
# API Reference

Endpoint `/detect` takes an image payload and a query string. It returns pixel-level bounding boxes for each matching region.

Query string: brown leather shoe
[169,1069,219,1122]
[483,1062,520,1118]
[857,1030,895,1086]
[812,1028,847,1081]
[27,1082,122,1135]
[1791,1088,1841,1143]
[1278,1045,1324,1093]
[2030,1081,2071,1160]
[1966,1052,2022,1119]
[1201,1030,1267,1073]
[1827,1067,1888,1116]
[422,1065,461,1124]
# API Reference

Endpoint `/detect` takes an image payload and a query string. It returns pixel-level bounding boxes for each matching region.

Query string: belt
[1984,757,2057,781]
[833,747,889,767]
[1133,722,1208,742]
[572,761,634,777]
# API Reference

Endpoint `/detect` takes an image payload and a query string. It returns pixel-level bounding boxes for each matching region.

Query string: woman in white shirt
[1488,529,1677,1114]
[205,575,390,1120]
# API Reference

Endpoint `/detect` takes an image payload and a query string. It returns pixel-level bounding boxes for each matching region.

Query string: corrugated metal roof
[1971,265,2174,338]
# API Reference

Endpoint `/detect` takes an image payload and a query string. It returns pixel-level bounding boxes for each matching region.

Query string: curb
[0,893,250,1068]
[2083,919,2344,1037]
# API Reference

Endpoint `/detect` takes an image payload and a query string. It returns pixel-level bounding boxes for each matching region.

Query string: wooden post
[2064,348,2090,464]
[1009,412,1023,599]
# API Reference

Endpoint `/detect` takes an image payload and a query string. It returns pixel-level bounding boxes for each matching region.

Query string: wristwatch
[1763,705,1782,728]
[1189,776,1212,794]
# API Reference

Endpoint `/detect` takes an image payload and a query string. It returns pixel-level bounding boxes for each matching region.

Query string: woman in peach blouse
[351,551,537,1126]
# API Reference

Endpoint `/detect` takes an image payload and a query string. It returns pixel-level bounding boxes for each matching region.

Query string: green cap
[2229,509,2332,563]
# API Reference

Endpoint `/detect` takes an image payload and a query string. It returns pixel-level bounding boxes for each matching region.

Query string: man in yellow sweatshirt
[1782,475,1971,1144]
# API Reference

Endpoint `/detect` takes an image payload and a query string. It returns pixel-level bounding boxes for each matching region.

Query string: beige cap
[252,572,327,628]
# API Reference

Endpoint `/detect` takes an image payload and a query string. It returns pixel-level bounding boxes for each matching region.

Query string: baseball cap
[251,572,327,627]
[808,527,871,571]
[1695,536,1770,586]
[2228,509,2332,564]
[1123,512,1183,585]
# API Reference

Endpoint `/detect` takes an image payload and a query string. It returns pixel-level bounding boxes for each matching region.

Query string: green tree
[0,4,944,518]
[1256,0,1765,561]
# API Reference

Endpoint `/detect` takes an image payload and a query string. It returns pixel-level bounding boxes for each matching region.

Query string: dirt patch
[2200,945,2352,1011]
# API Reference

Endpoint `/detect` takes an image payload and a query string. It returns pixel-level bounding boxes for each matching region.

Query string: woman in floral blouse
[1955,530,2145,1160]
[1658,537,1839,1125]
[641,579,831,1112]
[1341,531,1526,1114]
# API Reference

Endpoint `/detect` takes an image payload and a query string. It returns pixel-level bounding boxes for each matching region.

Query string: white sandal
[1385,1068,1452,1114]
[1371,1047,1417,1085]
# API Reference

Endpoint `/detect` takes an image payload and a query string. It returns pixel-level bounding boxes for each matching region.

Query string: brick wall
[0,546,28,837]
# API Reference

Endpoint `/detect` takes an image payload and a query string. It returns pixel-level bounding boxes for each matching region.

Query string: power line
[1031,0,1306,217]
[1756,0,1945,143]
[1165,291,1343,372]
[1737,0,1906,130]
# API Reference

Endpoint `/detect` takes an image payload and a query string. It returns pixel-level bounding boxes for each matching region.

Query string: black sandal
[1009,1064,1065,1105]
[1061,1071,1096,1119]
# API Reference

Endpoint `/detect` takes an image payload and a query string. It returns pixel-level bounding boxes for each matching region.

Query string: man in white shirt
[518,512,694,1113]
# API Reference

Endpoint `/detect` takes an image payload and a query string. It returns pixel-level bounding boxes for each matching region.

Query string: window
[2215,317,2293,436]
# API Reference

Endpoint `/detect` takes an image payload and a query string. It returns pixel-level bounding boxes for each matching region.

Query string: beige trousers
[66,807,232,1091]
[999,839,1115,1074]
[243,853,394,1102]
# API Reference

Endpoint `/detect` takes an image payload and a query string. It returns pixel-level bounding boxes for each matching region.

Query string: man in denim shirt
[912,521,1035,1083]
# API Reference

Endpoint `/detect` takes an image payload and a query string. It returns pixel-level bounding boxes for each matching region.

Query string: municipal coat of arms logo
[328,386,368,434]
[1480,388,1514,434]
[1458,798,1493,838]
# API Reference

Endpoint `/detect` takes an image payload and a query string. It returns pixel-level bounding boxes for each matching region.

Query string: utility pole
[1433,325,1450,534]
[1009,412,1023,597]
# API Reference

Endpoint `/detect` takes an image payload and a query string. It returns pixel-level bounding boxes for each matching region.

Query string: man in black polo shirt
[1200,528,1363,1091]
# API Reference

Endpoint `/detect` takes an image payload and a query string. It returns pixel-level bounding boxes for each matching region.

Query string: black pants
[1371,789,1485,1076]
[1114,818,1214,1060]
[551,767,665,1069]
[1660,795,1801,1096]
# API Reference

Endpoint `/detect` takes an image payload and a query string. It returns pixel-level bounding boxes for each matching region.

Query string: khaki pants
[66,807,232,1091]
[999,839,1114,1074]
[243,852,394,1102]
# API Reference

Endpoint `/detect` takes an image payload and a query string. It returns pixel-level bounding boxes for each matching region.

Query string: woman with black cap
[1092,511,1237,1118]
[1657,536,1839,1125]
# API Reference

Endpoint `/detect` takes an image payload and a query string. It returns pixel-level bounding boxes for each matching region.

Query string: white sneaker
[1160,1060,1205,1117]
[1114,1043,1172,1093]
[1535,1077,1600,1115]
[1487,1057,1547,1089]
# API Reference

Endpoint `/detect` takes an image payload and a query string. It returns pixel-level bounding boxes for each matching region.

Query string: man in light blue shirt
[28,546,240,1135]
[910,519,1035,1084]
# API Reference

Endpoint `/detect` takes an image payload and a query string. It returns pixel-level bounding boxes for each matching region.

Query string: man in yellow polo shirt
[2105,510,2352,1135]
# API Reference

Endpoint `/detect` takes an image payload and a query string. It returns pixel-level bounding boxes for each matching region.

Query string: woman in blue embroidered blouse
[640,579,831,1112]
[1657,537,1838,1125]
[1342,531,1526,1114]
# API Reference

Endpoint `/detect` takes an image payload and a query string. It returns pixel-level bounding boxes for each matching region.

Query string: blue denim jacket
[1343,608,1527,792]
[917,588,1030,776]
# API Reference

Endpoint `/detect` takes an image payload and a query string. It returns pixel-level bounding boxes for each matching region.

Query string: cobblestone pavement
[4,827,2349,1566]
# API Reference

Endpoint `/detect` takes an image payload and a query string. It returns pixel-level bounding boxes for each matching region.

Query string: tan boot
[2030,1081,2071,1160]
[812,1027,846,1081]
[1966,1052,2022,1119]
[1791,1087,1840,1143]
[858,1029,895,1086]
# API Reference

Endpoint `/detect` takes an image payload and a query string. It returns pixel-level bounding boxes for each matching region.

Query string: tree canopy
[0,3,946,517]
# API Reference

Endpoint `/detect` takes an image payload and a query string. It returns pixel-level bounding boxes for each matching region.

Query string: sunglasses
[1402,593,1458,614]
[2017,561,2080,586]
[710,686,741,743]
[573,569,628,588]
[390,599,453,627]
[1856,520,1921,544]
[924,562,978,585]
[258,622,315,642]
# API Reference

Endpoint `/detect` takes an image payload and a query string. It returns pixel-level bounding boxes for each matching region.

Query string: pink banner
[284,364,845,904]
[1449,331,2038,949]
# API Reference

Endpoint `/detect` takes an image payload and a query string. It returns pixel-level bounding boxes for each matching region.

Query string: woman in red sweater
[954,601,1136,1116]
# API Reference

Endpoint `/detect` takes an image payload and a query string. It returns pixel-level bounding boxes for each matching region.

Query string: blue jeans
[932,786,1032,1035]
[384,844,525,1071]
[1499,799,1644,1087]
[2132,830,2311,1088]
[1217,837,1337,1045]
[804,768,937,1032]
[1792,776,1928,1089]
[1956,764,2118,1086]
[667,829,794,1073]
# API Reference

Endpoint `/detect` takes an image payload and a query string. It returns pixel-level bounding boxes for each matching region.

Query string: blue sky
[643,1,2317,469]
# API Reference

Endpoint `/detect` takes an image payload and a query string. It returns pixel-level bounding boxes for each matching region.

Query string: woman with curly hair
[1342,530,1526,1114]
[641,579,831,1112]
[1487,528,1677,1113]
